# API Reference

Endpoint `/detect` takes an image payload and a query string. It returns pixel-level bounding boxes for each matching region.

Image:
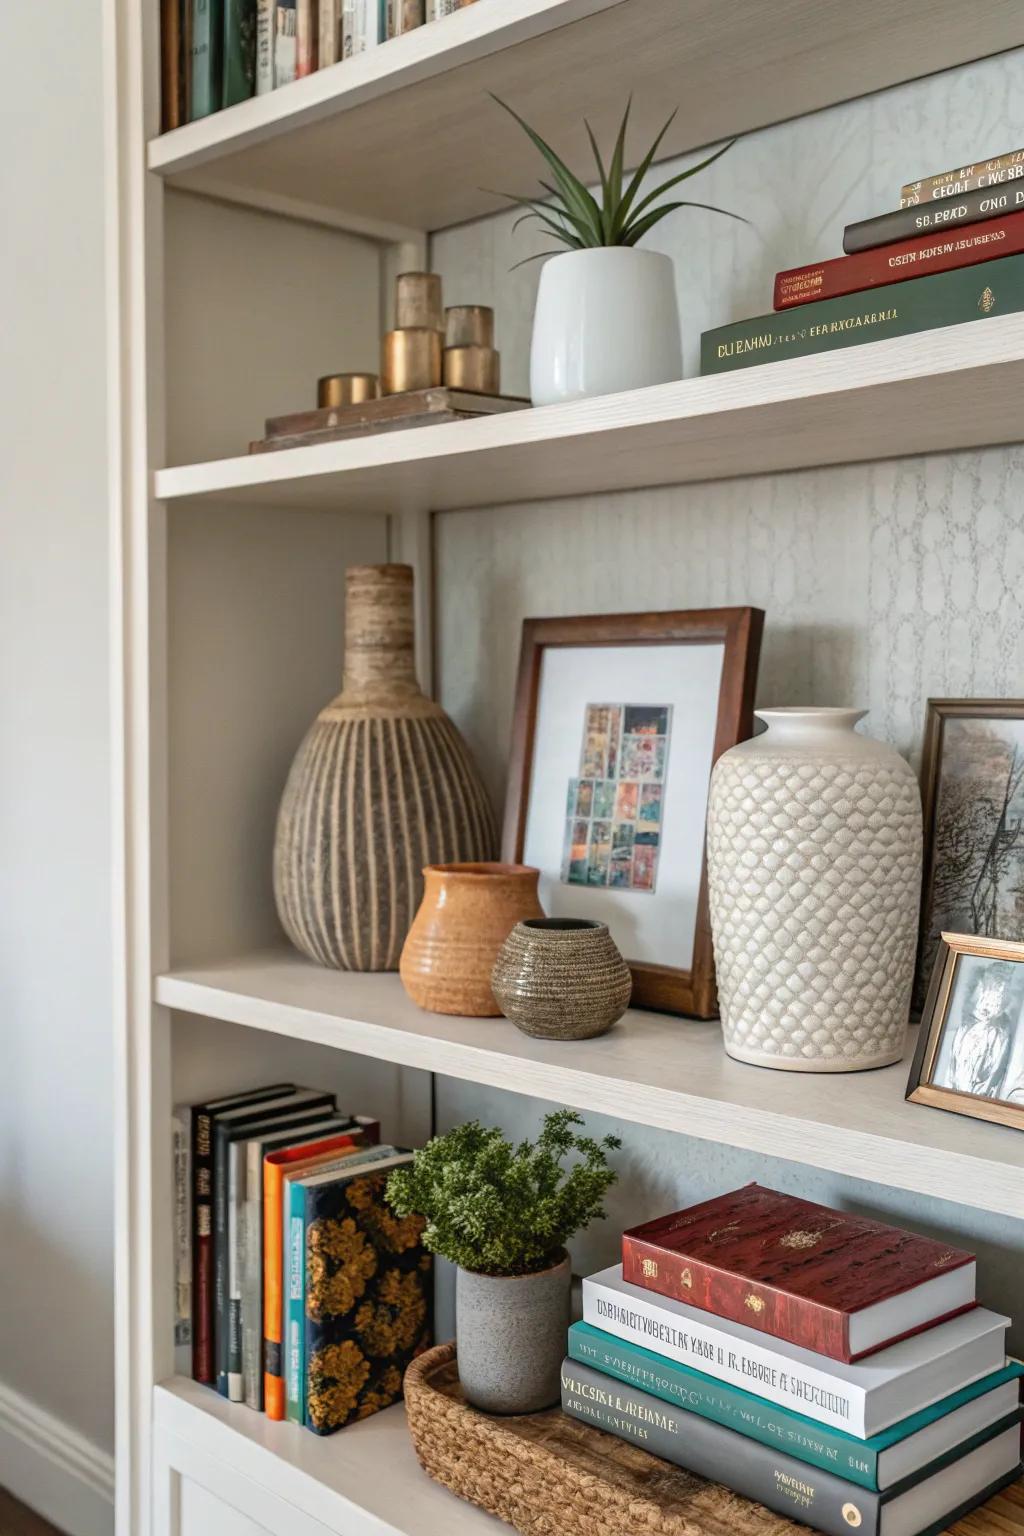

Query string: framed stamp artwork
[916,699,1024,1012]
[502,607,764,1017]
[906,931,1024,1131]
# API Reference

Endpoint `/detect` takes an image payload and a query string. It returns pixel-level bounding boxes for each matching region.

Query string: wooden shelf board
[156,1379,501,1535]
[146,0,1024,232]
[155,949,1024,1219]
[154,317,1024,515]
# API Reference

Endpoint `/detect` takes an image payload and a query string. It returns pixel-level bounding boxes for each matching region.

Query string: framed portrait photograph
[502,607,764,1017]
[907,932,1024,1129]
[915,699,1024,1011]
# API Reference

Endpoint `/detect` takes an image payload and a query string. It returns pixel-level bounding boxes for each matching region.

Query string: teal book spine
[190,0,224,118]
[701,250,1024,374]
[284,1176,307,1423]
[223,0,257,105]
[567,1324,1023,1493]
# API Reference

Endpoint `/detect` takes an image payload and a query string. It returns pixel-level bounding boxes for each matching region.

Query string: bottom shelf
[155,1374,1023,1536]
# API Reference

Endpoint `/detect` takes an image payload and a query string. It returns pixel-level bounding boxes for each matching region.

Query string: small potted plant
[387,1110,619,1413]
[492,96,744,405]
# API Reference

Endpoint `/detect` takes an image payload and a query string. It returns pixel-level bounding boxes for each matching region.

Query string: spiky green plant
[491,96,744,263]
[386,1111,620,1276]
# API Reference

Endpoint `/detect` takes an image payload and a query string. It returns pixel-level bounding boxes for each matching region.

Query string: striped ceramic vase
[273,564,497,971]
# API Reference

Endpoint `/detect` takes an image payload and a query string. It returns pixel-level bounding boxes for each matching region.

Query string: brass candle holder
[395,272,444,333]
[317,372,380,408]
[381,327,444,394]
[444,305,500,393]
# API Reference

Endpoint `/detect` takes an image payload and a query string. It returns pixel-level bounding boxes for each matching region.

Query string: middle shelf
[155,948,1024,1219]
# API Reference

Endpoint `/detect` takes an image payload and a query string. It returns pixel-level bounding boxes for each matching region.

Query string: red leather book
[773,210,1024,310]
[622,1184,976,1362]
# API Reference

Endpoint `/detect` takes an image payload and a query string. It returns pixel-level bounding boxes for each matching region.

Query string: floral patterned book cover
[302,1154,432,1434]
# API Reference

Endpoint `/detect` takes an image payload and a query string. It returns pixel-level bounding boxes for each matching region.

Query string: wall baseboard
[0,1380,114,1536]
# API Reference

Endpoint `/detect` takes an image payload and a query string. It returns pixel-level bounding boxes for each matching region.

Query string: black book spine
[560,1360,882,1536]
[844,182,1024,254]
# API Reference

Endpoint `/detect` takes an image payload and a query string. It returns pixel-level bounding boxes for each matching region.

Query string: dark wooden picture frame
[916,698,1024,1012]
[907,930,1024,1131]
[502,607,764,1018]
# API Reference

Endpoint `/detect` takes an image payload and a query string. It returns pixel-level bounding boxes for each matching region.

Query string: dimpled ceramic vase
[273,564,498,971]
[706,708,922,1071]
[400,862,544,1016]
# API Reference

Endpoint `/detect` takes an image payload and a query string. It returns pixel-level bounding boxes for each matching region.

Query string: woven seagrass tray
[404,1344,1024,1536]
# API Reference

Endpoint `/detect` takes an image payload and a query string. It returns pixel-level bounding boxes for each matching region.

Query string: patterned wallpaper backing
[428,49,1024,1329]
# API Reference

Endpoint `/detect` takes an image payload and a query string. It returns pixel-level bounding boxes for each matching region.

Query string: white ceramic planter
[529,247,682,406]
[455,1252,571,1413]
[706,708,923,1072]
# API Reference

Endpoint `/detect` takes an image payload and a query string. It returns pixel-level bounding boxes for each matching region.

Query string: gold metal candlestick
[381,328,444,394]
[395,272,444,332]
[317,372,380,408]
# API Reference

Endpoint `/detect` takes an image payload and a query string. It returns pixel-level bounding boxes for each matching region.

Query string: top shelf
[147,0,1024,234]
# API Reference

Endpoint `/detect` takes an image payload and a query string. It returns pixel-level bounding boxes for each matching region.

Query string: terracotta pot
[400,862,543,1016]
[273,565,498,972]
[491,917,632,1039]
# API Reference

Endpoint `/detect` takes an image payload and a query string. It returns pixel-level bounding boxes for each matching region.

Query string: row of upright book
[562,1183,1022,1536]
[161,0,478,129]
[172,1081,431,1434]
[703,145,1024,373]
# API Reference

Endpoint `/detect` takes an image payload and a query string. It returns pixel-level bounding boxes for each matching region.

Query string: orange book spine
[263,1134,360,1418]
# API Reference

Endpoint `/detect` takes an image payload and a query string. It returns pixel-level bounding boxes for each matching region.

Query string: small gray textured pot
[456,1251,571,1414]
[491,917,632,1039]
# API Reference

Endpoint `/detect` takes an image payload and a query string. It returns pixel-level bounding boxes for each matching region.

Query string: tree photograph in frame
[907,932,1024,1130]
[502,608,763,1018]
[915,700,1024,1012]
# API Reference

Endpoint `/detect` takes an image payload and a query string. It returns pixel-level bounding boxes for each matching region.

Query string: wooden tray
[404,1343,1024,1536]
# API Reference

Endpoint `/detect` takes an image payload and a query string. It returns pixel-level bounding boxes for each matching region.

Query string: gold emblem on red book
[779,1229,821,1250]
[842,1503,862,1527]
[640,1258,658,1279]
[744,1293,765,1314]
[680,1267,692,1289]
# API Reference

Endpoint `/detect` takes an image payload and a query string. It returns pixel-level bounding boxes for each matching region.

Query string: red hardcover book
[622,1184,976,1363]
[774,210,1024,310]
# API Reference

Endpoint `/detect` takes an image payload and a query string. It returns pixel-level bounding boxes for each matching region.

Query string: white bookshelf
[107,2,1024,1533]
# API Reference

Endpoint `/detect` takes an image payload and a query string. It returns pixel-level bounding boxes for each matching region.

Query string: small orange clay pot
[400,862,543,1016]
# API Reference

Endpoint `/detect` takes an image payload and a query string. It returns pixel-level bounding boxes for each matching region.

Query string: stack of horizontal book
[703,146,1024,374]
[562,1183,1022,1535]
[173,1082,431,1434]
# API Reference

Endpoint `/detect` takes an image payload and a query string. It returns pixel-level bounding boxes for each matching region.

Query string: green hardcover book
[223,0,257,105]
[701,251,1024,375]
[189,0,224,119]
[568,1324,1023,1493]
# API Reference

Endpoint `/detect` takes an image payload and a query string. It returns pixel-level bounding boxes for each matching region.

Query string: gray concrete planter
[456,1251,571,1413]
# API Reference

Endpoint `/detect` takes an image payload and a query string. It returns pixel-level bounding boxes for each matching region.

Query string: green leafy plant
[491,96,745,262]
[386,1110,620,1277]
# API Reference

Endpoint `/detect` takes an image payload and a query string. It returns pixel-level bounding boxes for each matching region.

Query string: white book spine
[256,0,275,91]
[274,3,297,84]
[319,0,341,62]
[350,0,383,52]
[172,1108,191,1377]
[582,1275,866,1435]
[427,0,464,18]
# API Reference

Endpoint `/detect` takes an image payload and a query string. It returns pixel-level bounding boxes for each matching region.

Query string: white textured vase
[706,708,922,1072]
[529,247,682,406]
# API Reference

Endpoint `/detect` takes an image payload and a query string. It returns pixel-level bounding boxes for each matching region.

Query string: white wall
[431,48,1024,1347]
[0,0,116,1529]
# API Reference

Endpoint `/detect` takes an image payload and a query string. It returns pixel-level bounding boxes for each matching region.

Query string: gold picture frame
[906,931,1024,1131]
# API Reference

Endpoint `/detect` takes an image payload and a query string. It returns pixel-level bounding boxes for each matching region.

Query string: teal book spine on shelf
[284,1172,308,1424]
[189,0,224,118]
[223,0,257,105]
[701,250,1024,375]
[567,1323,1022,1492]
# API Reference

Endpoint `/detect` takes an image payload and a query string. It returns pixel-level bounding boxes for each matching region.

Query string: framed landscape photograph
[916,700,1024,1011]
[502,607,764,1017]
[907,931,1024,1130]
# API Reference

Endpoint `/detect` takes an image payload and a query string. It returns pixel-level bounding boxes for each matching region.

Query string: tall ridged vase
[273,564,498,971]
[706,708,922,1072]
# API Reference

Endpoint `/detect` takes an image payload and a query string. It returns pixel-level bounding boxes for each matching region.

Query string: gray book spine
[844,182,1024,253]
[560,1360,882,1536]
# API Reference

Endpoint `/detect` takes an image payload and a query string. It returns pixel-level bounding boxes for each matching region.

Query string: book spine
[775,212,1024,310]
[161,0,184,131]
[274,0,297,83]
[318,0,341,63]
[172,1109,192,1376]
[285,1179,306,1423]
[214,1127,230,1395]
[427,0,472,16]
[622,1238,847,1360]
[256,0,275,89]
[223,0,257,105]
[349,0,382,51]
[845,182,1024,254]
[191,1111,215,1382]
[901,149,1024,206]
[561,1361,881,1536]
[189,0,224,119]
[567,1324,879,1489]
[296,0,318,73]
[242,1143,264,1409]
[702,250,1024,377]
[227,1142,246,1401]
[582,1276,866,1434]
[388,0,423,34]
